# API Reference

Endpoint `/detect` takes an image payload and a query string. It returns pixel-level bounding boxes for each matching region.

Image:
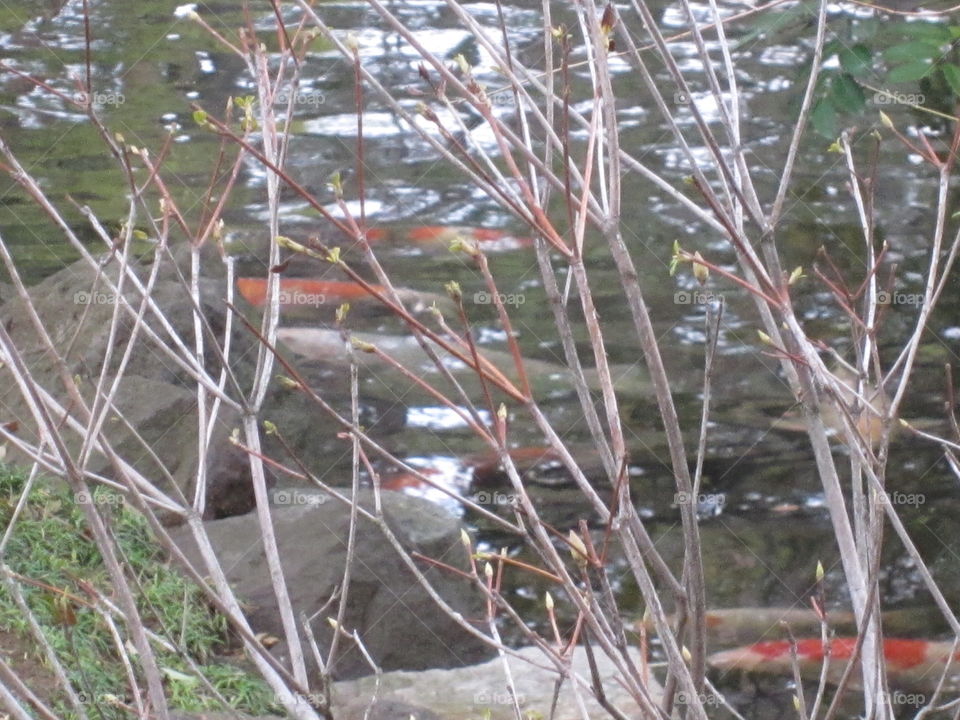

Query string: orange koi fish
[380,467,442,492]
[709,637,960,691]
[641,607,946,648]
[236,277,385,308]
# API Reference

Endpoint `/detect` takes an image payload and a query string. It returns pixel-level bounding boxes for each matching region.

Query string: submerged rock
[276,327,653,402]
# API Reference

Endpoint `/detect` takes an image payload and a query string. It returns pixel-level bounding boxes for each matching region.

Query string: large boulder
[172,646,660,720]
[332,645,661,719]
[168,489,491,678]
[0,245,385,520]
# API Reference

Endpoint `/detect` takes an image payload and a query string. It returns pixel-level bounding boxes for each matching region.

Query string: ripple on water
[407,406,491,431]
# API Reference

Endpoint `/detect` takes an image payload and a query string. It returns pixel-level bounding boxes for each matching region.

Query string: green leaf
[840,45,872,76]
[899,21,952,43]
[831,74,866,113]
[943,63,960,96]
[883,41,943,64]
[887,60,934,83]
[949,26,960,40]
[811,98,837,139]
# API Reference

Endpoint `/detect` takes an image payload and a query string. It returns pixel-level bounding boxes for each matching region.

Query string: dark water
[0,0,958,714]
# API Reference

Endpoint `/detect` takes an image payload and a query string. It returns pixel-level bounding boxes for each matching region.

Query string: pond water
[0,0,958,715]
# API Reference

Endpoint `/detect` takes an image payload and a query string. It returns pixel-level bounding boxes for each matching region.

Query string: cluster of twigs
[0,1,958,720]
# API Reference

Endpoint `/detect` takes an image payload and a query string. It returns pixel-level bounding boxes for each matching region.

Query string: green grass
[0,465,281,719]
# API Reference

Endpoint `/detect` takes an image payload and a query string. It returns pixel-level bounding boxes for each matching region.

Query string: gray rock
[171,646,661,720]
[332,645,662,720]
[169,490,491,678]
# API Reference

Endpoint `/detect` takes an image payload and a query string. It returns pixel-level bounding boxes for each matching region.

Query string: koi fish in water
[639,607,948,648]
[237,277,386,307]
[708,637,960,692]
[235,277,452,315]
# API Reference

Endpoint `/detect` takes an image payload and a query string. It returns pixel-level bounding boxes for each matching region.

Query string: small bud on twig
[444,281,462,301]
[351,338,376,353]
[449,237,480,257]
[669,240,681,277]
[276,235,306,253]
[276,375,302,390]
[600,3,615,33]
[192,110,212,129]
[329,171,343,197]
[568,530,588,569]
[692,251,709,286]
